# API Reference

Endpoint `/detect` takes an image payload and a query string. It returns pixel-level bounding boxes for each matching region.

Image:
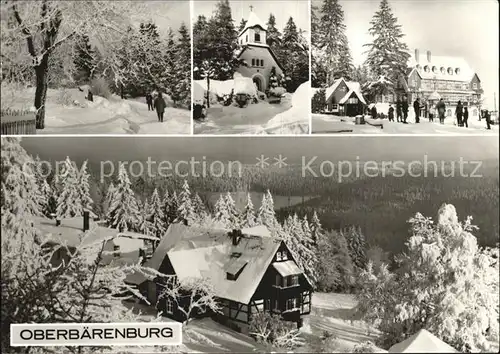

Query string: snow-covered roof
[239,11,267,37]
[34,216,154,248]
[132,223,286,304]
[409,50,476,82]
[326,78,367,105]
[388,329,458,353]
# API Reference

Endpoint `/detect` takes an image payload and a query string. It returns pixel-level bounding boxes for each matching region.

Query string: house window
[113,245,120,257]
[276,252,282,261]
[432,66,437,73]
[166,298,174,315]
[273,300,279,311]
[285,298,298,311]
[255,33,261,42]
[455,68,460,75]
[275,274,281,287]
[254,299,264,312]
[246,35,248,43]
[265,299,270,311]
[260,59,264,67]
[411,79,416,87]
[348,97,358,104]
[440,67,445,74]
[424,65,430,73]
[447,67,453,75]
[283,275,299,287]
[251,58,255,66]
[282,252,288,261]
[473,83,477,89]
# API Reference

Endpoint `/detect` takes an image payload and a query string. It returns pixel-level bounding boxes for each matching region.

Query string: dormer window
[473,83,477,89]
[432,66,437,73]
[440,67,445,74]
[424,65,430,73]
[226,259,248,281]
[455,68,460,75]
[255,33,261,42]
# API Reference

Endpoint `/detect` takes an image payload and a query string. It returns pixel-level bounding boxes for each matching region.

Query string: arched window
[260,59,264,67]
[424,65,430,73]
[447,67,453,75]
[251,59,255,66]
[455,68,460,75]
[440,67,445,74]
[416,64,421,71]
[432,66,438,73]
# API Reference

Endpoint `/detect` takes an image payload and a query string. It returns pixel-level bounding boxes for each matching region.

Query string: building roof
[409,50,476,82]
[34,216,157,249]
[131,223,289,304]
[326,78,367,105]
[388,329,458,353]
[273,260,302,277]
[239,11,267,37]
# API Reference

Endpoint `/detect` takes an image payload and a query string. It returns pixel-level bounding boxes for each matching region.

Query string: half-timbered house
[126,223,313,333]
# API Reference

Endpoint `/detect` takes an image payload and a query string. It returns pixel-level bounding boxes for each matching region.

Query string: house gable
[327,79,350,105]
[407,69,422,91]
[470,73,482,92]
[237,45,284,73]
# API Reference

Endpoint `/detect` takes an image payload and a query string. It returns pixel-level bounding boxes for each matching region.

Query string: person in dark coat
[154,92,167,122]
[413,98,421,123]
[388,105,394,122]
[371,105,377,119]
[87,90,93,102]
[146,93,153,111]
[436,98,446,124]
[402,98,409,123]
[455,100,463,126]
[484,110,492,130]
[396,100,402,122]
[463,106,469,128]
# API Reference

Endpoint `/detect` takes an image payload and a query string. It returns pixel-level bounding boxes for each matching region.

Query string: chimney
[427,50,431,62]
[415,49,419,62]
[230,229,242,246]
[83,210,90,231]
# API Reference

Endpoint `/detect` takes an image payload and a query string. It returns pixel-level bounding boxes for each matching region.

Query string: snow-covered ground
[312,113,499,135]
[2,87,191,134]
[194,79,309,135]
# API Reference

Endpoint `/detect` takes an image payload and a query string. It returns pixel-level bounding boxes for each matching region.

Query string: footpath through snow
[4,87,190,135]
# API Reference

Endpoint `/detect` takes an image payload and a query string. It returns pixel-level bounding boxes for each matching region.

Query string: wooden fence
[1,114,37,135]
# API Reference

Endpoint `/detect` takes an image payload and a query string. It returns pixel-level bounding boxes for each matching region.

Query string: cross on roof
[250,5,253,12]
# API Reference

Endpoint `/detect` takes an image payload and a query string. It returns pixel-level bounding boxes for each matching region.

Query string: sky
[313,0,499,109]
[21,136,499,165]
[193,0,310,34]
[140,1,190,34]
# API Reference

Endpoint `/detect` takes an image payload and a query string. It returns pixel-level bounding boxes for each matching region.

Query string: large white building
[236,9,284,92]
[394,49,483,118]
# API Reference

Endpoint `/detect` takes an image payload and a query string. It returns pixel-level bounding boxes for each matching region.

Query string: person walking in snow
[396,100,402,122]
[146,93,153,111]
[388,105,394,122]
[463,106,469,128]
[413,98,421,123]
[154,92,167,123]
[455,100,463,127]
[436,98,446,124]
[402,97,409,123]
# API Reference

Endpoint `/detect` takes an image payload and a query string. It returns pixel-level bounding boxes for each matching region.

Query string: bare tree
[0,0,152,129]
[158,276,221,326]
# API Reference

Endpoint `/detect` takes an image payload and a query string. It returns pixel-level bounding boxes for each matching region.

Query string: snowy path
[194,99,293,135]
[312,114,499,135]
[8,88,191,135]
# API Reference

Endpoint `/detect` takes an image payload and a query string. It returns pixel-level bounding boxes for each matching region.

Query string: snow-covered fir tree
[224,192,240,229]
[33,155,52,216]
[238,18,247,33]
[214,194,230,227]
[169,191,180,223]
[78,160,93,213]
[192,193,208,221]
[148,188,166,238]
[177,180,195,225]
[73,33,96,83]
[104,182,116,221]
[240,193,257,228]
[107,164,140,232]
[364,0,410,85]
[266,14,282,48]
[344,226,367,270]
[171,22,191,107]
[138,199,153,236]
[161,189,173,227]
[314,0,353,84]
[256,190,278,231]
[280,17,309,92]
[296,214,318,286]
[310,210,323,245]
[56,157,83,219]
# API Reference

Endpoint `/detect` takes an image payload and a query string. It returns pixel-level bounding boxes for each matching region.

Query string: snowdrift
[233,72,258,96]
[194,72,258,104]
[260,81,310,134]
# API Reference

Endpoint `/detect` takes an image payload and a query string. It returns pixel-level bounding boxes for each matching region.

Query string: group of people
[145,92,167,123]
